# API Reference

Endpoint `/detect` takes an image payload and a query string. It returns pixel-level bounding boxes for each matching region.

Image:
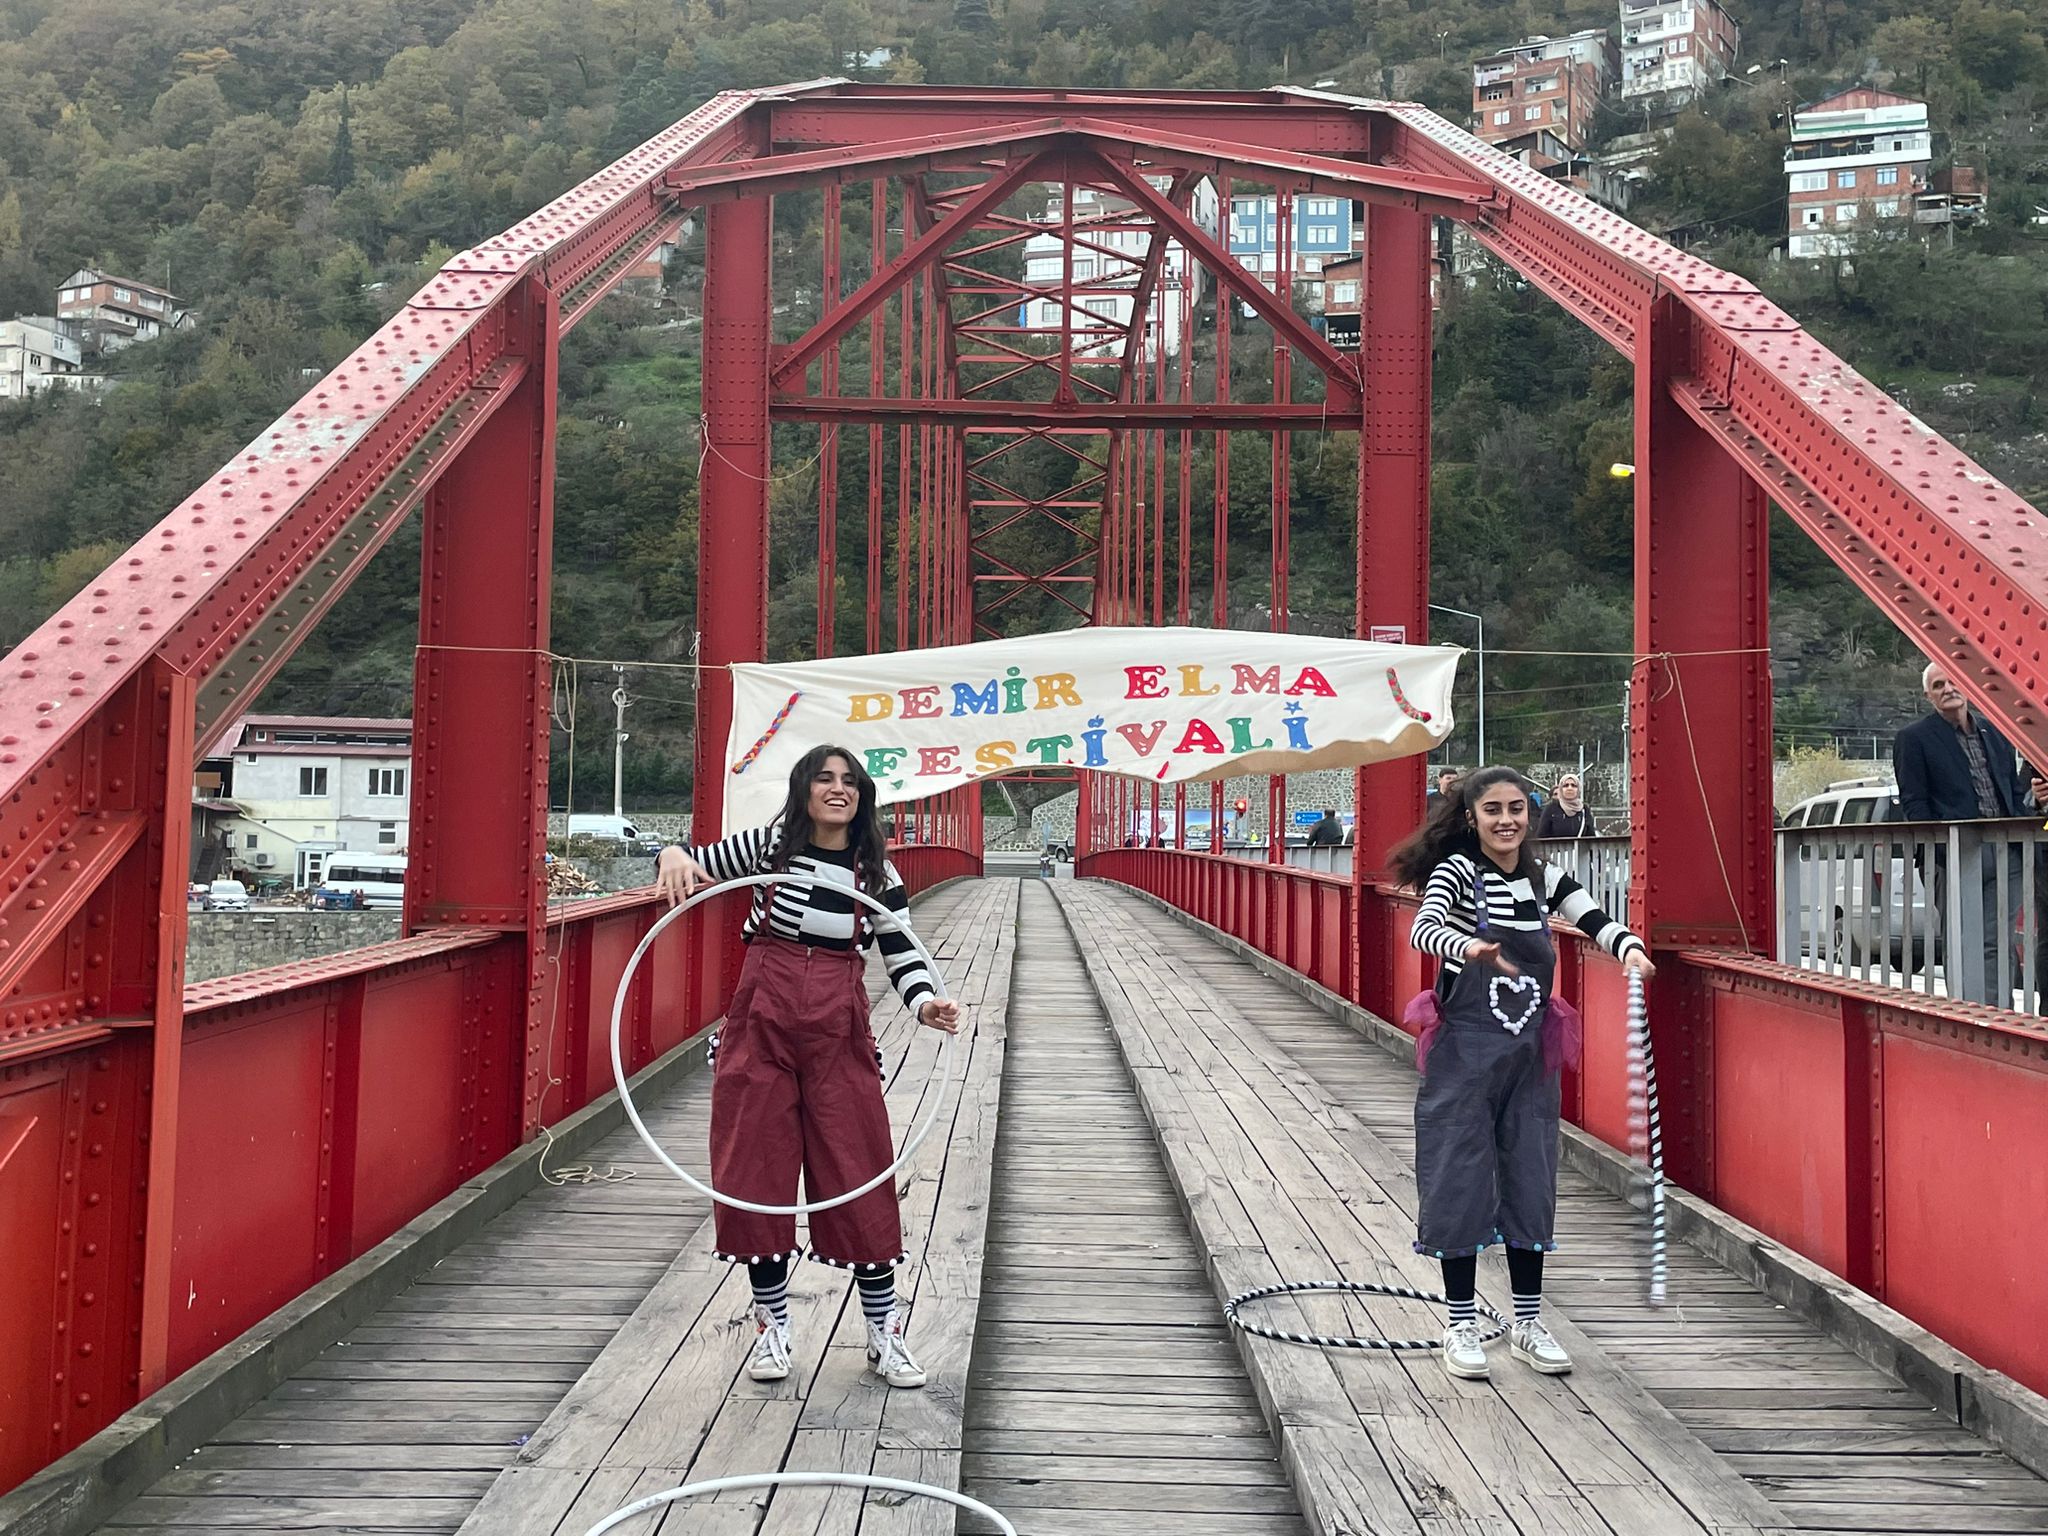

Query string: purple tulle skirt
[1406,989,1583,1077]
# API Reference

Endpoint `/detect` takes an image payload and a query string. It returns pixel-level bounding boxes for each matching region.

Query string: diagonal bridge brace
[1083,150,1362,413]
[770,150,1057,391]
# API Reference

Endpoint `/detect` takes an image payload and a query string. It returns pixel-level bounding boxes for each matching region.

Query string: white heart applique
[1488,974,1543,1035]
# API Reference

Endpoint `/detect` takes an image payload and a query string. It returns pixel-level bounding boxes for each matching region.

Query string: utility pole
[1429,602,1486,766]
[611,665,632,818]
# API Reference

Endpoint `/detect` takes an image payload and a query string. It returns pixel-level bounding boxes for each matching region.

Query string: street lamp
[1429,602,1485,767]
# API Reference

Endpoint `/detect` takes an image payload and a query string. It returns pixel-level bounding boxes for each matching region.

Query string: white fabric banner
[720,625,1461,835]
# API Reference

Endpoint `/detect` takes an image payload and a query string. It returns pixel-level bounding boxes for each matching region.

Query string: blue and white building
[1226,194,1361,295]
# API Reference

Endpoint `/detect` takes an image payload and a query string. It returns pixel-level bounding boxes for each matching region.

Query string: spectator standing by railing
[1894,663,2027,1005]
[1533,774,1596,840]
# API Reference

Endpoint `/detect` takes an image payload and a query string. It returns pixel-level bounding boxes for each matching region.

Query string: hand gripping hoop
[609,871,955,1216]
[582,1472,1017,1536]
[1224,1279,1507,1351]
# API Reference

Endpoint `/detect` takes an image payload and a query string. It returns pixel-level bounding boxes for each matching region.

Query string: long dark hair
[1388,765,1538,889]
[769,743,889,892]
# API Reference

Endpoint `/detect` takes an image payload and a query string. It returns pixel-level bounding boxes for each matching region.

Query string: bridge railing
[1083,849,1355,1003]
[138,889,704,1403]
[1777,815,2047,1013]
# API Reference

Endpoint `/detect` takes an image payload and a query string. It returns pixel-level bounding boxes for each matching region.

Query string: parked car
[565,814,653,853]
[205,879,251,912]
[1781,778,1935,966]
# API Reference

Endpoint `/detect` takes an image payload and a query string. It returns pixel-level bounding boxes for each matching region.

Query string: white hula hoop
[582,1471,1016,1536]
[609,870,954,1216]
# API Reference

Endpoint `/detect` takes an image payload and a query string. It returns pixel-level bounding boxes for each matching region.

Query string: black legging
[1440,1248,1543,1304]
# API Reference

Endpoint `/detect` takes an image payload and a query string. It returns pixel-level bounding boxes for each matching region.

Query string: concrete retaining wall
[185,911,402,984]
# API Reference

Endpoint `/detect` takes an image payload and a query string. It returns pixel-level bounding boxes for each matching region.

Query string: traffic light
[1233,798,1249,815]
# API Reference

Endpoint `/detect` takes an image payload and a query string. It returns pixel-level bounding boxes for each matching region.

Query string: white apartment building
[1785,88,1933,259]
[1619,0,1741,103]
[0,316,85,398]
[200,715,413,887]
[1017,180,1219,359]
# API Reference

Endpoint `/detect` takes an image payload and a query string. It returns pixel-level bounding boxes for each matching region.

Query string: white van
[566,814,650,851]
[320,853,407,911]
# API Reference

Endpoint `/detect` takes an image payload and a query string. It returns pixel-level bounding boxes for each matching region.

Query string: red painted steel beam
[1061,114,1491,218]
[1084,152,1363,413]
[1116,172,1191,395]
[1366,99,2048,768]
[1352,199,1432,917]
[664,117,1068,203]
[692,193,774,1019]
[771,155,1047,390]
[772,398,1341,429]
[768,91,1385,156]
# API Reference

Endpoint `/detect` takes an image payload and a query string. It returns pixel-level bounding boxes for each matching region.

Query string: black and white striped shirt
[1412,853,1645,980]
[684,823,937,1013]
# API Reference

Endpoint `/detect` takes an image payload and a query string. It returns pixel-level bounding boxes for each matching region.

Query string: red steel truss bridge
[5,81,2048,1536]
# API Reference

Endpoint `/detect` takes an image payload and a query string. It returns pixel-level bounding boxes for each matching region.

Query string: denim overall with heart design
[1411,871,1562,1259]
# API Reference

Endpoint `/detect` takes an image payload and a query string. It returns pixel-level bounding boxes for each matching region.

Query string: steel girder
[1367,98,2048,767]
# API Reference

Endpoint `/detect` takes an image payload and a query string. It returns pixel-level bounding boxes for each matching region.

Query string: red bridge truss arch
[4,81,2048,1490]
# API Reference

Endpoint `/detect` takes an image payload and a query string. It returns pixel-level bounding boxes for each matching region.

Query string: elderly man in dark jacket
[1895,662,2028,1004]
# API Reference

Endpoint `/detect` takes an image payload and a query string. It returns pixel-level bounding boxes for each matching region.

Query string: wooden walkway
[1056,881,2048,1536]
[959,881,1303,1535]
[72,874,2048,1536]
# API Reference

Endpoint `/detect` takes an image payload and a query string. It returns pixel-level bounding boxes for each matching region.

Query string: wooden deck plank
[957,882,1308,1536]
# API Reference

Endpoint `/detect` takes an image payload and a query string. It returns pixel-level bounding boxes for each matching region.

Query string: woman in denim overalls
[1390,767,1653,1380]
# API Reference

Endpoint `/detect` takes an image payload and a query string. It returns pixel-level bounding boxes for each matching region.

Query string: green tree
[1869,14,1951,96]
[328,84,356,188]
[1951,1,2048,91]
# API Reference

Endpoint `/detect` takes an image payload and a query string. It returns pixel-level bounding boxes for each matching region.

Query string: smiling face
[807,752,861,832]
[1469,778,1530,865]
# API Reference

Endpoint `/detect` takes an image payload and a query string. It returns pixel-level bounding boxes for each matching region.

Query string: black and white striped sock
[747,1256,790,1329]
[854,1265,897,1329]
[1506,1245,1544,1324]
[1441,1254,1478,1329]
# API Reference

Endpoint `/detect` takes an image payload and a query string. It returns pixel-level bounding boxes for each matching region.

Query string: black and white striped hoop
[1625,969,1670,1306]
[1224,1278,1508,1351]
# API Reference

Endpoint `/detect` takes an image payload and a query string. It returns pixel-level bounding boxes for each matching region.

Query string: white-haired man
[1894,662,2029,1005]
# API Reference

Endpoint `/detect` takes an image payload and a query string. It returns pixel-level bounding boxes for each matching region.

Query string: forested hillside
[3,0,2047,802]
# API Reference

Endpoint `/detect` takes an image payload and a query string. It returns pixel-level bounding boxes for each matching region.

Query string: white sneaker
[747,1306,792,1382]
[866,1307,926,1389]
[1510,1317,1572,1375]
[1441,1319,1490,1380]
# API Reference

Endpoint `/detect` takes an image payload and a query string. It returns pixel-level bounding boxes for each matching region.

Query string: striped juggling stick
[1625,969,1669,1306]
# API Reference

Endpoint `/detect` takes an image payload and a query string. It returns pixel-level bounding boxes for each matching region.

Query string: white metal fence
[1777,815,2047,1012]
[1179,823,2048,1016]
